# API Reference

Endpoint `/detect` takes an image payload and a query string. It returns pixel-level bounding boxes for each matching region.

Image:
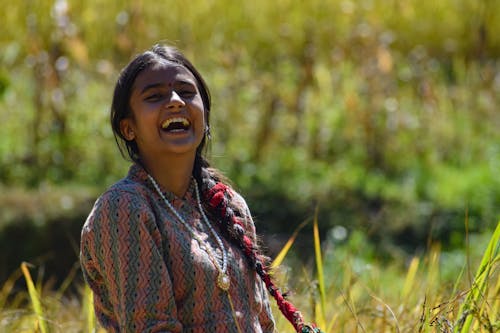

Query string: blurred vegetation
[0,0,499,284]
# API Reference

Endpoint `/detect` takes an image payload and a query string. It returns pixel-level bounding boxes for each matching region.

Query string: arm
[80,189,182,333]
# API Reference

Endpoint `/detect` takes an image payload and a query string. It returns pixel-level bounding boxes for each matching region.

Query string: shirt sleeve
[231,191,277,333]
[80,188,182,333]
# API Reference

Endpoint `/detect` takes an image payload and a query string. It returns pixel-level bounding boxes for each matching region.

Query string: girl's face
[121,61,206,162]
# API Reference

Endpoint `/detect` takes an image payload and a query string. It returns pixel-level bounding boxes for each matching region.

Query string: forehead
[132,61,197,90]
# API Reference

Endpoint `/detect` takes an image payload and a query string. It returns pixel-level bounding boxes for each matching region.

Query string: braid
[199,167,323,333]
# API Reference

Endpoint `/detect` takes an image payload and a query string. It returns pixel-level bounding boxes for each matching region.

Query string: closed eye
[144,93,165,102]
[177,89,196,98]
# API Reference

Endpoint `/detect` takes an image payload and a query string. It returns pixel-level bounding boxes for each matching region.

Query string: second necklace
[147,174,231,291]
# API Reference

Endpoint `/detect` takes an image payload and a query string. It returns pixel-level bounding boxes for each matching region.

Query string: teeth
[161,117,190,129]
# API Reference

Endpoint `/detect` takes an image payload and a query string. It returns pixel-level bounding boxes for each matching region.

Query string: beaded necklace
[147,174,230,291]
[149,173,322,333]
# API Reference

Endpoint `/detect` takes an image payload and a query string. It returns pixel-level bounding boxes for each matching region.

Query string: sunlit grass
[454,223,499,332]
[21,262,48,333]
[313,207,326,329]
[0,223,497,332]
[269,221,499,333]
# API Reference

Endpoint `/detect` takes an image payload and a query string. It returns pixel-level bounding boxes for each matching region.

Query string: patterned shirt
[80,164,276,332]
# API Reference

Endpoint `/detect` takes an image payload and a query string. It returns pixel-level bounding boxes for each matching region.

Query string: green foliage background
[0,0,499,282]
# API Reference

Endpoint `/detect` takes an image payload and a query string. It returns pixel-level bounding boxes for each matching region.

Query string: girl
[80,44,322,333]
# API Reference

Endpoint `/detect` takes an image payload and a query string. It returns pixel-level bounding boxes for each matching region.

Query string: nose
[166,91,185,110]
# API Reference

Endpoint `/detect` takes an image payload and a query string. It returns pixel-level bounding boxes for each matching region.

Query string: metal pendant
[217,273,230,291]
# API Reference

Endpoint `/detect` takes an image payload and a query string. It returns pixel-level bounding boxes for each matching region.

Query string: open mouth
[161,117,191,133]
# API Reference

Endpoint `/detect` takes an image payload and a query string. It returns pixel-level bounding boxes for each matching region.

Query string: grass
[20,262,48,333]
[453,223,499,332]
[0,222,498,332]
[269,221,499,332]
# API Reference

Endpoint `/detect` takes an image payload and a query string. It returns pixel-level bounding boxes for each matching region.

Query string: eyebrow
[140,83,163,94]
[139,80,196,95]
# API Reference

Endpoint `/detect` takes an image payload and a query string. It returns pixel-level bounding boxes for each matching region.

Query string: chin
[165,142,201,155]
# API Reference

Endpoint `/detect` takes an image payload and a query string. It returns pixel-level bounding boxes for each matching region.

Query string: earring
[205,126,211,139]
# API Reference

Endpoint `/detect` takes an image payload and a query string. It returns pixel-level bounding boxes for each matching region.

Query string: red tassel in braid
[203,180,323,333]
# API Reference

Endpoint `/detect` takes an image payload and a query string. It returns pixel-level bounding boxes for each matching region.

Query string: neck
[140,153,195,198]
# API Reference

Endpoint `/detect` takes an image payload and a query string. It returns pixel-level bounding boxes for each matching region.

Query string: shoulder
[98,177,151,213]
[82,177,154,236]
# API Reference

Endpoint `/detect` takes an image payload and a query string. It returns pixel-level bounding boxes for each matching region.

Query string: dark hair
[110,44,211,180]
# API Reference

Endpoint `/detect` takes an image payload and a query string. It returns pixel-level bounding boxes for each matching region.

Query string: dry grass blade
[83,284,96,332]
[491,273,500,326]
[20,262,49,333]
[401,256,420,300]
[313,206,326,328]
[55,262,80,300]
[341,290,366,333]
[369,293,401,333]
[0,269,22,310]
[271,218,310,269]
